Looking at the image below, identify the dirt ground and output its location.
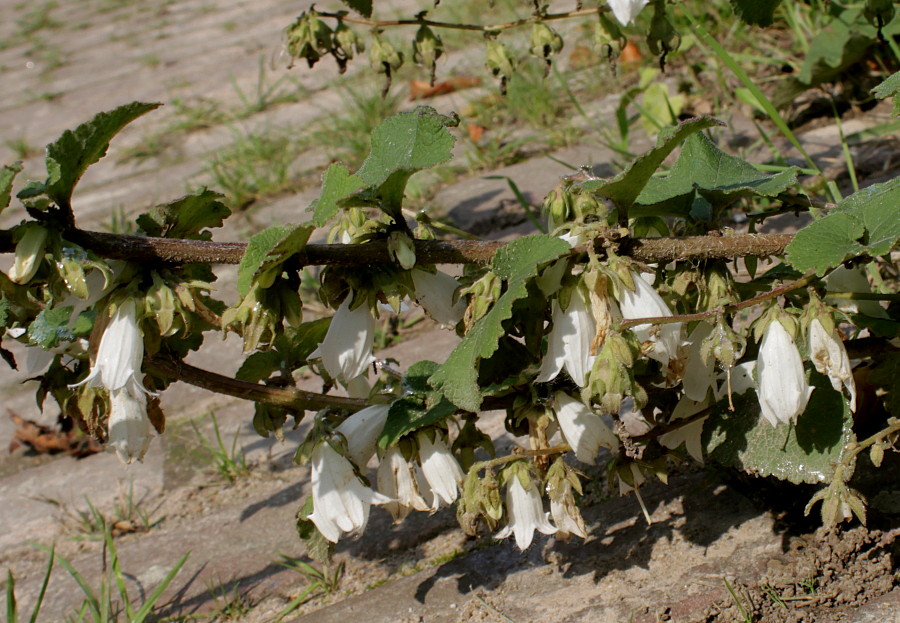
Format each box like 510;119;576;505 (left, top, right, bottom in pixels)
0;1;898;622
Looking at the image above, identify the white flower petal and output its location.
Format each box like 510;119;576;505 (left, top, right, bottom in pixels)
377;446;429;521
107;388;153;464
496;478;556;550
682;322;715;401
309;298;376;383
757;321;814;426
537;289;595;387
607;0;649;26
335;403;391;468
618;272;681;367
76;299;146;395
411;269;465;329
418;433;464;508
553;392;618;463
309;443;390;542
809;319;856;412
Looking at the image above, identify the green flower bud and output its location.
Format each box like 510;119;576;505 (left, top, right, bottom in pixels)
413;24;443;85
529;22;564;73
283;11;333;69
864;0;895;29
387;230;416;270
9;223;48;284
647;0;680;67
485;37;514;94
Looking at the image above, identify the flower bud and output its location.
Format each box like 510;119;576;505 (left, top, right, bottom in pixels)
387;230;417;270
485;37;514;93
8;223;47;284
412;24;443;85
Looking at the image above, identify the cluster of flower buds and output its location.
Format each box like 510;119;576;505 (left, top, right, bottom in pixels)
283;11;364;73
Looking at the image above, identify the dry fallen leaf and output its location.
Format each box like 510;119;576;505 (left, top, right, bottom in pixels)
409;76;481;100
620;40;642;64
8;410;102;458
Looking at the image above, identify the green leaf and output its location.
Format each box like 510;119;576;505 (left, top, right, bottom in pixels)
236;319;331;382
868;351;900;417
430;235;570;411
44;102;160;208
702;373;854;484
848;313;900;338
28;306;77;348
237;224;314;297
296;495;334;564
0;296;9;330
872;71;900;116
0;162;23;215
339;0;372;17
402;360;440;395
355;107;456;215
634;132;798;220
378;395;458;449
728;0;783;26
580;116;724;211
311;163;366;227
136;188;230;240
785;177;900;275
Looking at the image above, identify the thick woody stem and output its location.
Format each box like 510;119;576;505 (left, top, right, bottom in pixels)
0;229;794;266
146;356;368;413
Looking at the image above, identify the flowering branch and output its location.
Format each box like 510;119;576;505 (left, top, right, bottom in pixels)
316;7;607;33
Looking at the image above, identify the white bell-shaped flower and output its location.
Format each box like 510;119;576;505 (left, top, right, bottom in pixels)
7;224;48;284
417;432;464;509
377;446;429;521
618;272;681;368
335;403;391;468
495;477;557;550
607;0;649;26
553;392;618;463
309;297;376;384
78;299;146;396
809;319;856;412
107;388;153;464
549;480;588;539
410;269;465;329
658;395;709;462
757;320;814;426
537;287;595;387
308;442;391;543
681;322;715;401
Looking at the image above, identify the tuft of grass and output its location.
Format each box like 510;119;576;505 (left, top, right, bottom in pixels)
230;57;306;119
191;411;250;483
206;580;253;620
3;137;39;160
34;529;188;623
16;2;61;37
272;556;345;622
37;482;162;540
205;125;306;209
723;577;754;623
5;545;54;623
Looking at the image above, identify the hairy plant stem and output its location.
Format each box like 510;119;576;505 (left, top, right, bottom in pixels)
619;271;819;330
0;229;795;266
469;445;572;475
316;7;606;33
842;417;900;468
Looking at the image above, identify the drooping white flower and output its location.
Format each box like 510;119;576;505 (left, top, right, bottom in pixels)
681;322;716;401
309;297;375;384
377;446;429;521
77;299;146;397
757;320;814;426
658;395;709;462
809;319;856;412
553;392;619;463
607;0;649;26
308;442;391;542
495;476;556;550
617;271;682;369
537;287;595;387
547;472;588;539
335;403;391;468
107;388;153;464
417;432;464;509
411;269;465;329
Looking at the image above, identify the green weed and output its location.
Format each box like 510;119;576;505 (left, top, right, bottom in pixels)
272;555;344;622
5;545;54;623
230;57;306;119
37;482;162;540
34;529;188;623
205;580;252;620
3;137;39;160
191;411;250;483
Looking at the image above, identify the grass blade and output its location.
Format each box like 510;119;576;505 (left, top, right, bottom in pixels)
27;544;55;623
132;553;190;621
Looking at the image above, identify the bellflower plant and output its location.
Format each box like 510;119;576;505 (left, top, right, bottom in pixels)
495;468;557;550
417;431;464;508
410;269;466;329
607;0;649;26
308;441;391;542
107;389;152;464
335;403;391;468
553;391;619;463
537;286;595;387
309;296;376;385
757;318;814;427
809;318;856;412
